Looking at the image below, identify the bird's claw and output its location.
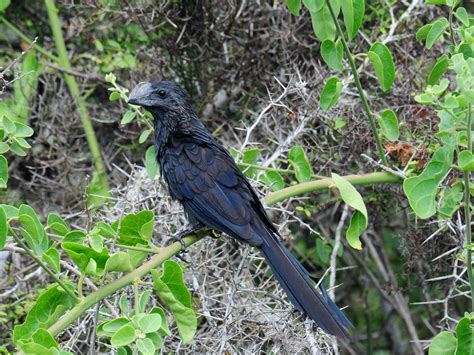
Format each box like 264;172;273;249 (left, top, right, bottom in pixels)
173;234;188;253
172;223;203;253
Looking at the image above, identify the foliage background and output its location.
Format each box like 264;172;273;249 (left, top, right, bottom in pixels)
0;0;470;353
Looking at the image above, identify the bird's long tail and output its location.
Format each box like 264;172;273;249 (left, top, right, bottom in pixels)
259;230;352;341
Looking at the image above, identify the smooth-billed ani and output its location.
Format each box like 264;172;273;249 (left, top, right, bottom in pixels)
128;80;351;340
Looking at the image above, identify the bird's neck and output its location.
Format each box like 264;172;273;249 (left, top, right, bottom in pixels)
150;108;205;159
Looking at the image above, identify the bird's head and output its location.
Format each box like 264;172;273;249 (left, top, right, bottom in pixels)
128;81;191;114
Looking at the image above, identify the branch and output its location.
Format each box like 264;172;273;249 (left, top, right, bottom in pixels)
46;171;402;337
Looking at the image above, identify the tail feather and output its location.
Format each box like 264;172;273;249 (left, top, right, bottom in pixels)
259;230;351;341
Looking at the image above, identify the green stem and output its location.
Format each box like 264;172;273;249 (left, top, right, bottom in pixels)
263;171;401;205
48;234;202;336
0;16;59;62
46;171;401;336
464;104;473;312
9;228;80;303
44;0;109;190
325;0;388;166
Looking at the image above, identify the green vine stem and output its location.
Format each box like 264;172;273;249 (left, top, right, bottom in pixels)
325;0;389;166
263;171;401;205
464;104;473;312
44;0;109;191
46;171;401;337
9;228;80;303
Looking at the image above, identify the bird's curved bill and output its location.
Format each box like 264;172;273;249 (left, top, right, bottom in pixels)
128;81;154;107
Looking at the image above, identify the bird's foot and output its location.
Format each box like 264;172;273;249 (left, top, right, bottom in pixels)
172;223;203;253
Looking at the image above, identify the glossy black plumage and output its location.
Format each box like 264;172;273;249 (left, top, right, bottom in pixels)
128;81;352;340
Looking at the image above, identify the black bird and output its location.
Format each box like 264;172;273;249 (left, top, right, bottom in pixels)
128;81;352;340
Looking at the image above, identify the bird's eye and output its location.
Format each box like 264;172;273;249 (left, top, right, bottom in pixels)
157;90;166;97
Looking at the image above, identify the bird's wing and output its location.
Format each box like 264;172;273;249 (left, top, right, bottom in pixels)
161;135;264;245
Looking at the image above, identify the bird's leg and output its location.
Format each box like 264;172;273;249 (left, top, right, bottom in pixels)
173;222;203;252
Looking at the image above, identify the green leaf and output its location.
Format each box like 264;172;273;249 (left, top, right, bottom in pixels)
105;73;116;83
403;145;454;219
346;211;366;250
368;42;395;91
97;318;130;337
112;210;154;246
458;150;474;171
454;7;469;26
0;204;18;218
146;332;163;350
378;109;400;141
340;0;365;40
139;128;153;144
426;18;449;49
121;111;136;125
138;290;153;314
12;137;31;149
119;294;130;316
62;242;109;275
150;306;171;336
151;263;197;344
303;0;324;12
109;92;121;101
0;155;7;188
451;54;474;104
331;173;368;250
43;247;61;273
428;331;457;355
0;206;7;250
19;204;48;256
0;142;9;154
136;338;155;355
439;183;463;218
14;122;34;137
160;260;192;307
13;284;75;342
288;146;313;183
137;314;162;334
63;230;86;243
310;4;337;41
2;115;16;134
30;328;58;350
455;317;473;355
95;222;116;239
9;140;26;156
105;252;134;272
258;170;285;191
416;24;433;41
89;233;103;252
320;39;344;71
0;0;11;11
239;147;261;177
47;213;69;236
428;55;449;86
320;76;342;111
145;145;158;180
110;324;136;347
285;0;302;16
